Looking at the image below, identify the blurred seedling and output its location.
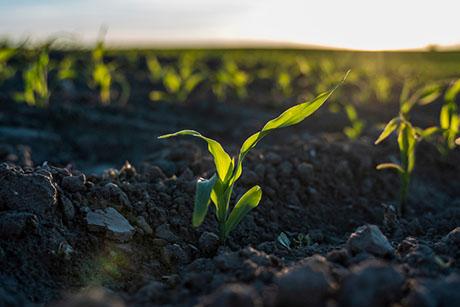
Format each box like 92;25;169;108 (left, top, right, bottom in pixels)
14;45;50;107
148;54;203;103
159;71;349;241
438;79;459;153
0;47;16;84
277;232;311;250
210;58;249;102
343;103;365;140
89;35;130;105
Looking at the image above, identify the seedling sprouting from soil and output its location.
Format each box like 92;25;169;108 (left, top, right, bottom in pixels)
159;71;349;240
439;79;460;153
375;81;441;216
343;103;365;140
148;54;203;103
14;46;49;107
89;32;130;105
0;47;16;84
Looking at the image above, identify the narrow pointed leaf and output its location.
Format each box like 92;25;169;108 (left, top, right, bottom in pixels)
375;118;399;144
231;71;349;184
192;174;217;227
224;185;262;238
445;79;460;103
158;130;233;181
376;163;404;173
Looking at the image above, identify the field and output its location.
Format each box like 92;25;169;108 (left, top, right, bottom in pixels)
1;45;460;306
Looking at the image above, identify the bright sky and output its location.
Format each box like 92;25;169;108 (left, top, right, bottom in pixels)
1;0;459;50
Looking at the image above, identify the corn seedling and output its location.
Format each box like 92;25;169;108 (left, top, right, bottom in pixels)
0;47;16;84
159;72;349;240
210;58;249;102
90;40;112;104
375;82;441;216
343;103;365;140
149;54;203;103
439;79;460;153
14;47;49;107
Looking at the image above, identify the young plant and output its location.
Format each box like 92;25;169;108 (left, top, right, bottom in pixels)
0;47;16;84
159;72;349;240
343;103;365;140
148;54;203;103
15;47;49;107
439;79;460;153
210;58;249;102
89;38;130;105
375;82;441;216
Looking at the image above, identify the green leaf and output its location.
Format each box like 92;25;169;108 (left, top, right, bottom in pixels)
158;130;233;181
376;163;404;173
398;122;417;173
192;174;217;227
375;118;399;144
445;79;460;103
418;84;442;105
223;185;262;238
419;126;440;139
231;71;350;184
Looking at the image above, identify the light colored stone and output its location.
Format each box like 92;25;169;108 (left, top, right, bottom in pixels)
86;207;135;242
347;224;394;257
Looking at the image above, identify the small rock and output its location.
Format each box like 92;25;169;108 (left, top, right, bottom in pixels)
347;224;394;257
275;256;334;307
339;260;404;307
61;174;86;192
86;207;135;242
136;216;153;235
102;183;131;210
162;244;189;265
0;163;57;216
199;284;262;307
198;232;220;256
297;162;314;183
155;224;179;242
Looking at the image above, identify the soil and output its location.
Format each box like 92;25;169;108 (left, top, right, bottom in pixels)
1;73;460;306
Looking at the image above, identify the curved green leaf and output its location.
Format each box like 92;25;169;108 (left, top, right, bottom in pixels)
158;130;233;181
223;185;262;238
192;174;217;227
376;163;404;173
230;71;350;184
445;79;460;103
375;118;399;144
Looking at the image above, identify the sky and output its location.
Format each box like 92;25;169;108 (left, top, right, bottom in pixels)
0;0;459;50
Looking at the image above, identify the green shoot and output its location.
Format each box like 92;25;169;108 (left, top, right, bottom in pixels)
14;47;49;107
0;47;16;84
439;79;460;152
90;40;112;104
159;71;349;240
375;82;441;215
148;54;203;103
343;103;365;140
210;58;249;102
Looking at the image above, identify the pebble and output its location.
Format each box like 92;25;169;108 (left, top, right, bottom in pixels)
347;224;394;257
198;232;221;256
61;174;86;192
86;207;135;242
